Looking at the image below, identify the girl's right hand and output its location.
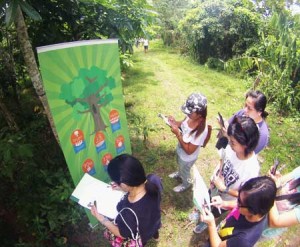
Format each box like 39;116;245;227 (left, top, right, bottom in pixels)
211;196;223;208
267;170;283;188
168;115;176;125
110;182;122;191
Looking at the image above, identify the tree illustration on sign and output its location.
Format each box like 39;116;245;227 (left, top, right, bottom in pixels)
60;66;116;133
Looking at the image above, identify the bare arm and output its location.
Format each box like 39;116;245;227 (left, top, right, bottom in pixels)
202;208;227;247
212;176;238;197
175;134;199;154
211;196;237;210
91;206;123;238
269;204;299;228
169;116;199;155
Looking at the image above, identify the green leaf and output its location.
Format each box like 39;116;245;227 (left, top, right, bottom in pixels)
5;0;18;26
19;0;42;21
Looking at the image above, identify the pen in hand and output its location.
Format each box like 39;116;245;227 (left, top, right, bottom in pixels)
205;202;222;214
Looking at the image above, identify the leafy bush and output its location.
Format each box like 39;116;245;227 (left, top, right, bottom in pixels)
0;120;82;245
205;57;224;71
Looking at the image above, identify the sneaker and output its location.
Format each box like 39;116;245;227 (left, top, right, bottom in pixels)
193;222;207;234
168;171;180;179
173;183;190;192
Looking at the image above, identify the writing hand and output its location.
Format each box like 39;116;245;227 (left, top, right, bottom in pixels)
210;196;223;208
108;182;122;191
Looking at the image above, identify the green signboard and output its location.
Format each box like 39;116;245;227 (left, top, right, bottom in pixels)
37;39;131;188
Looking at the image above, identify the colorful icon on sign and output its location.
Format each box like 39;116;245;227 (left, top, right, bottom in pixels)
82;158;96;175
109;109;121;132
94;131;106;153
71;129;86;153
102;153;113;171
115;135;125;154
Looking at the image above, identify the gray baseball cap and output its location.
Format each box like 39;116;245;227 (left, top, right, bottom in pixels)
181;93;207;114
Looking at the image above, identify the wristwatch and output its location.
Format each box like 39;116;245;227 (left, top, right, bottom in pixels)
223;187;229;194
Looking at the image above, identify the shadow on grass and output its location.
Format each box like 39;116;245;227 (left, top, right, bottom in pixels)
122;67;156;89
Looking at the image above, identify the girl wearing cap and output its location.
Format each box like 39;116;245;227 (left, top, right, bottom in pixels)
168;92;211;193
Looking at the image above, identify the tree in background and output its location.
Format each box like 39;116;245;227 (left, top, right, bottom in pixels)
1;0;60;141
152;0;191;46
226;7;300;112
178;0;260;64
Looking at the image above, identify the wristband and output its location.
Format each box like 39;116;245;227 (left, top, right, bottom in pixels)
223;186;229;194
100;216;109;225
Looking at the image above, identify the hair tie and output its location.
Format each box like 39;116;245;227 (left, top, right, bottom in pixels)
144;179;148;184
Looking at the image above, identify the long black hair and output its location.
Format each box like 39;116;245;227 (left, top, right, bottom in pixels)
276;177;300;205
107;154;160;198
190;107;207;138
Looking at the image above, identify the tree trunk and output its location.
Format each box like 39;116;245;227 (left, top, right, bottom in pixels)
14;6;59;143
0;99;19;131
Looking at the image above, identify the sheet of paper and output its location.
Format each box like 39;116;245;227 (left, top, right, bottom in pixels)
192;166;211;213
71;173;124;219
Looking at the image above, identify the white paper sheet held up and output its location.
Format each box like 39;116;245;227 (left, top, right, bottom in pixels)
71;173;124;219
192;166;211;213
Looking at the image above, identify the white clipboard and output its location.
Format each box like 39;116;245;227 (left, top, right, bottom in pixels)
71;173;124;219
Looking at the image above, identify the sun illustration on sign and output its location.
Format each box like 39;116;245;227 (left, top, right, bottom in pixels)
60;66;116;134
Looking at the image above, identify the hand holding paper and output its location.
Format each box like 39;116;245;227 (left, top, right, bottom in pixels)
200;207;215;226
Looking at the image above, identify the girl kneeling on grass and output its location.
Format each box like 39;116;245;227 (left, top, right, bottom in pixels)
168;92;211;193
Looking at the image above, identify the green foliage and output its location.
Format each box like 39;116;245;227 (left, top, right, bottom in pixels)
178;0;260;64
120;52;134;71
152;0;191;46
225;9;300;112
126;111;157;146
0;115;82;245
205;57;224;71
3;0;42;26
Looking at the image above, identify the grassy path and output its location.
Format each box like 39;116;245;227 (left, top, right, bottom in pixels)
120;40;300;247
